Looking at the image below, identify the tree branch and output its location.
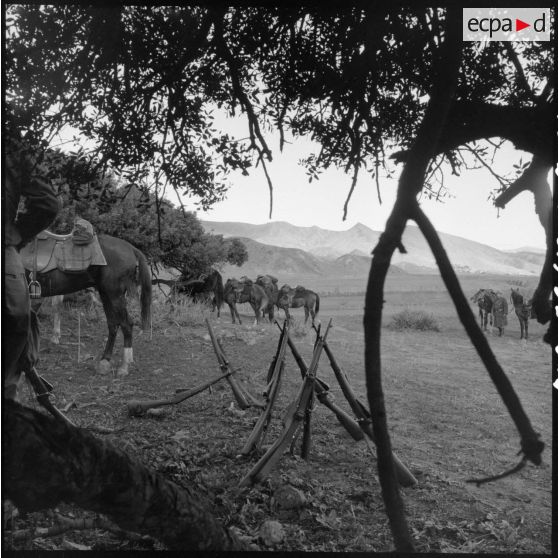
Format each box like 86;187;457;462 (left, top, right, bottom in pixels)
503;43;537;104
411;204;544;467
363;7;463;552
493;154;553;328
391;102;553;164
4;402;245;551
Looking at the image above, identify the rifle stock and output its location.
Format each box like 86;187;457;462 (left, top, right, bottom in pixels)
315;391;364;441
25;367;75;427
239;370;314;486
206;319;250;410
127;370;237;416
316;333;417;488
281;325;361;441
214;334;265;408
240;322;329;486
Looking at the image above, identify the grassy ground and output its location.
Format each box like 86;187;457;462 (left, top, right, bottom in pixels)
4;273;551;553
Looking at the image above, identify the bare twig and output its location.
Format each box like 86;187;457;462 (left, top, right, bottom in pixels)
503;44;537;104
342;163;359;221
8;513;155;544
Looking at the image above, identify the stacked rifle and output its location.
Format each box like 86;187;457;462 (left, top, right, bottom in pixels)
127;319;264;416
124;315;416;489
239;319;417;488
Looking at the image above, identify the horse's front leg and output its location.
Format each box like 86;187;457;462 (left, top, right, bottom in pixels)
213;296;221;318
50;295;64;344
251;302;259;325
227;303;236;324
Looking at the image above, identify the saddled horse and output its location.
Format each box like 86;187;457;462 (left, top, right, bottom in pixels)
255;274;279;321
23;233;151;377
277;284;320;325
172;270;224;317
510;288;532;340
224;277;269;325
470;289;498;331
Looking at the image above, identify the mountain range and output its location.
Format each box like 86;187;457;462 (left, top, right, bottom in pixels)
202;220;544;278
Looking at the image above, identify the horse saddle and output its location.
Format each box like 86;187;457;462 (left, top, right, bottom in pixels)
21;219;107;274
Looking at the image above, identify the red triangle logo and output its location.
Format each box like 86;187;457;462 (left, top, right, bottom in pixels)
516;19;530;32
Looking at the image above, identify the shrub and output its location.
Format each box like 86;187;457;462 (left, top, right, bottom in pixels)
389;310;439;332
151;290;211;328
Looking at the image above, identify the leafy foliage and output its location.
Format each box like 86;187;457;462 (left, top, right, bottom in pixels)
5;6;553;215
45;149;247;278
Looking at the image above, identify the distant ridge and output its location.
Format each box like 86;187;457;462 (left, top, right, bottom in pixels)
203;220;544;277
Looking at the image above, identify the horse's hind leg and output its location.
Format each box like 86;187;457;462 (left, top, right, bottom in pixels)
97;291;119;375
524;319;528;340
112;295;135;377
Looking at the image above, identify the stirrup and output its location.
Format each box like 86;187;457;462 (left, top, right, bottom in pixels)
28;273;42;299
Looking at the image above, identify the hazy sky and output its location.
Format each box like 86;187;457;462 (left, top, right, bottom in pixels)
180;115;547;251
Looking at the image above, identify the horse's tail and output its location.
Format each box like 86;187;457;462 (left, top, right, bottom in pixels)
314;293;320;316
135;249;152;330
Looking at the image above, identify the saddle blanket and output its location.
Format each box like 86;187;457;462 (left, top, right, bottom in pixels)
21;230;107;274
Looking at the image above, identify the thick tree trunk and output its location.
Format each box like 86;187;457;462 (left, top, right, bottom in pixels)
3;401;244;551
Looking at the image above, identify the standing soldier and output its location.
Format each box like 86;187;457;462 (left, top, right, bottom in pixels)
492;294;509;337
3;134;59;400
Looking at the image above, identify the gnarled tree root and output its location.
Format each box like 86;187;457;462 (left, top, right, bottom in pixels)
3;401;245;551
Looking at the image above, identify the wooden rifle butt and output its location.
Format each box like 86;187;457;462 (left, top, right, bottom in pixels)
315;391;364;441
241;360;285;455
127;399;172;417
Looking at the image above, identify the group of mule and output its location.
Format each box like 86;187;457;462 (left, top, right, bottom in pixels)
26;226;321;377
471;287;534;340
24;224;537;382
174;272;320;326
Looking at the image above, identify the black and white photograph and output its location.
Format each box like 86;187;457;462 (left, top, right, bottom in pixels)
2;4;554;553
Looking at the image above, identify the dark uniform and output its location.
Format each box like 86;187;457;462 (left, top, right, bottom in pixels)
492;296;508;329
3;137;59;400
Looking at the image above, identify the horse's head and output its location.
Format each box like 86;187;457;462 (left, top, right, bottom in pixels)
471;289;487;303
256;275;272;287
510;288;523;305
277;292;292;309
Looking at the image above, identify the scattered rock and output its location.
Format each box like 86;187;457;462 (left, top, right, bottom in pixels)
226;402;247;417
3;500;19;529
152;368;164;375
259;520;285;547
272;484;307;510
61;540;92;551
170;429;189;443
146;408;166;418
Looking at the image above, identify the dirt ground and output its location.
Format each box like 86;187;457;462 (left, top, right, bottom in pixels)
3;275;552;553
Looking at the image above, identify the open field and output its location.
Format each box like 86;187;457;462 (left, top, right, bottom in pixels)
6;273;551;552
